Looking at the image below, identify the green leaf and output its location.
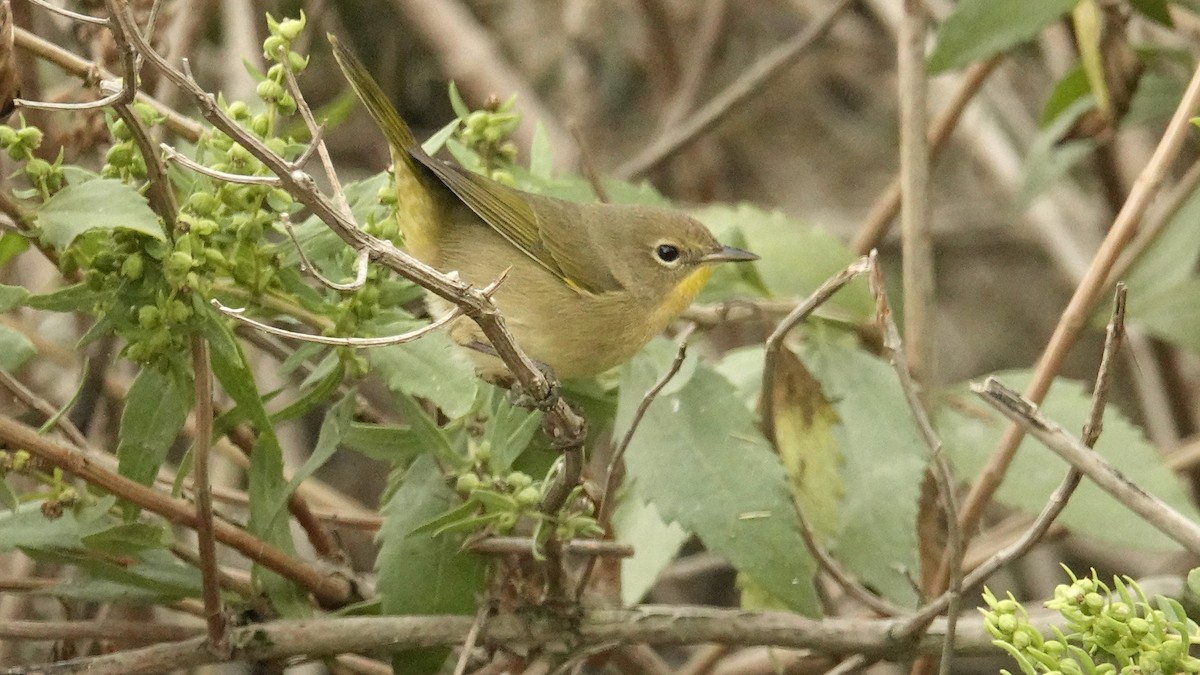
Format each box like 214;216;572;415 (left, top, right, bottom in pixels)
1125;278;1200;353
421;118;460;156
393;389;459;465
0;325;34;372
269;354;344;423
23;283;107;312
612;494;689;606
929;0;1079;73
344;422;422;462
0;501;116;552
0;232;31;267
0;283;29;312
800;330;925;606
616;340;818;615
939;370;1200;551
1129;0;1171;25
1022;97;1098;202
376;455;485;674
115;366;193;515
35;179;165;250
268;391;355;528
367;313;478;419
202;312;308;617
81;522;173;556
529;121;553;180
0;478;16;512
22;547;199;602
1041;66;1091;126
482;386;543;473
1122;187;1200;306
448;81;470;120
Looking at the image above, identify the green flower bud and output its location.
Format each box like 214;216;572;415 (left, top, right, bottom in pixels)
120;254;144;280
16;126;43;148
226;100;250;119
515;486;541;507
456;473;482;493
256;79;284;103
250;114;271;137
287;51;309;72
466;111;487;132
0;125;18;146
186;191;220;216
506;472;532;490
12;450;30;472
165;251;194;278
262;35;286;60
277;17;305;40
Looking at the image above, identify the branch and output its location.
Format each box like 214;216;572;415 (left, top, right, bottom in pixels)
971;377;1200;555
953;50;1200;547
10;604;1071;675
0;414;355;608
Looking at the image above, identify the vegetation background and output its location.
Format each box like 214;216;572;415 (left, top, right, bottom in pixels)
4;0;1200;673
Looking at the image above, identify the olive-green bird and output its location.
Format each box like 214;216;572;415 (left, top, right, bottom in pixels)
330;37;758;379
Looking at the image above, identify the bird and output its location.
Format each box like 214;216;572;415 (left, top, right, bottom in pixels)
330;36;758;380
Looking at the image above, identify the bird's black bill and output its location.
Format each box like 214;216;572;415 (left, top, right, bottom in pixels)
699;246;759;263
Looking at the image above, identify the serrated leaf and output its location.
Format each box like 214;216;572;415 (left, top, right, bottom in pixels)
367;314;478;420
35;179;165;250
800;330;925;606
0;325;34;372
0;283;28;311
376;455;485;674
202;312;308;617
115;366;193;516
267;391;355;529
612;495;689;606
938;370;1200;551
929;0;1079;73
769;348;843;542
270;355;344;423
616;340;818;615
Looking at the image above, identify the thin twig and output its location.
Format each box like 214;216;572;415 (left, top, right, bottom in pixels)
616;0;856;178
972;377;1200;555
760;257;904;617
282;214;370;291
453;603;491;675
896;0;933;388
0;414;355;607
866;254;962;672
13;26;201;140
952;52;1200;560
189;337;228;656
761;257;871;443
211;298;465;346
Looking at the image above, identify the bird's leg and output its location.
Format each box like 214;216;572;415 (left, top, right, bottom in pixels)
464;339;562;411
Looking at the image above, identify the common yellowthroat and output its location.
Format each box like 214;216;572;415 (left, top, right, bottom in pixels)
330;38;758;379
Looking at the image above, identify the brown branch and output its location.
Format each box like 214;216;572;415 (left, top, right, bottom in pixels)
13;26;201;142
189;337;227;655
0;620;201;644
9;604;1072;675
972;376;1200;555
952;53;1200;555
615;0;856;179
0;414;354;608
896;0;933;387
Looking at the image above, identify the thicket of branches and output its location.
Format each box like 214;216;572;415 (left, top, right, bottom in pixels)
4;1;1200;674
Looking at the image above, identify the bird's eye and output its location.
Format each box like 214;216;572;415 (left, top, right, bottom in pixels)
655;244;681;264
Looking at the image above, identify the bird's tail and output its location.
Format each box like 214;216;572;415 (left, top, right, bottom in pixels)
328;35;424;173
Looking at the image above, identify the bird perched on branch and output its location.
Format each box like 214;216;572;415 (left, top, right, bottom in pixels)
330;36;757;380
